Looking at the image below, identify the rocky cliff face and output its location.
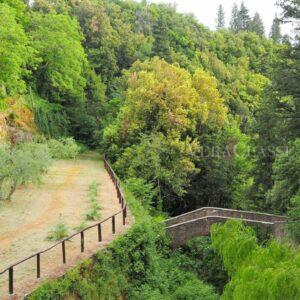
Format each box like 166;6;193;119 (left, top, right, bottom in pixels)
0;97;36;144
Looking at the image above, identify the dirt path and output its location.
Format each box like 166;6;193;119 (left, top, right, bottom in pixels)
0;166;80;245
0;153;133;299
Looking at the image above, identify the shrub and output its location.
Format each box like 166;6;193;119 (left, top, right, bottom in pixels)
286;192;300;244
85;181;101;221
73;222;88;233
47;137;80;159
172;278;218;300
125;177;158;211
27;93;70;138
180;237;228;294
46;220;69;241
0;142;51;201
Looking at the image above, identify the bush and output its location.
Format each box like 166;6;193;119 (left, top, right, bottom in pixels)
73;222;88;232
47;137;80;159
172;278;218;300
85;181;102;221
286;192;300;244
0;142;51;201
125;177;158;211
179;237;228;294
46;220;69;241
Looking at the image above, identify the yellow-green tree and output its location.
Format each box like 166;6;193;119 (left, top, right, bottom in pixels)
103;57;227;210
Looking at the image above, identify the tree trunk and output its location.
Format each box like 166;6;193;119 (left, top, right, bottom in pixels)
7;181;17;201
0;178;5;201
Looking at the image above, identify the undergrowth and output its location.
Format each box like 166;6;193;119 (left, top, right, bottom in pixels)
29;179;219;299
46;219;69;242
85;181;101;221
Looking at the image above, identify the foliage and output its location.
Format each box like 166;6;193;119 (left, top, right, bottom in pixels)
73;221;88;233
115;133;200;211
103;57;227;212
28;12;87;103
286;192;300;244
125;177;158;211
179;237;228;294
85;181;101;221
216;5;225;30
31;218;218;300
211;220;258;276
270;14;281;42
249;12;265;37
1;0;300;295
0;3;30;96
46;138;80;159
29;176;218;299
267;139;300;213
0;142;51;201
211;220;300;299
27;92;69;138
46;219;69;241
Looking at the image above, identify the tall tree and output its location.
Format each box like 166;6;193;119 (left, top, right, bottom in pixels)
270;14;281;42
278;0;300;27
238;2;250;31
250;12;265;36
230;3;240;32
216;4;225;30
152;13;171;60
29;13;88;103
0;3;30;96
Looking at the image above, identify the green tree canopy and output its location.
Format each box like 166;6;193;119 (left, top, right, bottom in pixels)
0;3;30;96
211;220;300;299
29;12;87;103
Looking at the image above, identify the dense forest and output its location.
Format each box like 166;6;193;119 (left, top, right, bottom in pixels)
0;0;300;298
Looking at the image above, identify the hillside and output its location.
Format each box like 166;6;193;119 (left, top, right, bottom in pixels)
0;0;299;298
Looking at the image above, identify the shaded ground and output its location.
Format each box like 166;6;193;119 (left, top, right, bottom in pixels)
0;153;132;299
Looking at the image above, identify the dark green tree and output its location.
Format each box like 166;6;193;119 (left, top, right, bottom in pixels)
250;12;265;36
267;139;300;213
230;3;241;32
152;13;171;60
216;4;225;30
270;14;281;42
238;2;250;31
278;0;300;25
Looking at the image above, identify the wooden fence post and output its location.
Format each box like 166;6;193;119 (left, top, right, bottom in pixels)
123;209;126;226
112;216;116;234
98;224;102;242
9;267;13;295
37;253;41;278
81;231;85;253
62;241;66;264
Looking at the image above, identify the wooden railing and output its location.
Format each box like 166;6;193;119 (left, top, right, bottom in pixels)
0;155;127;296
